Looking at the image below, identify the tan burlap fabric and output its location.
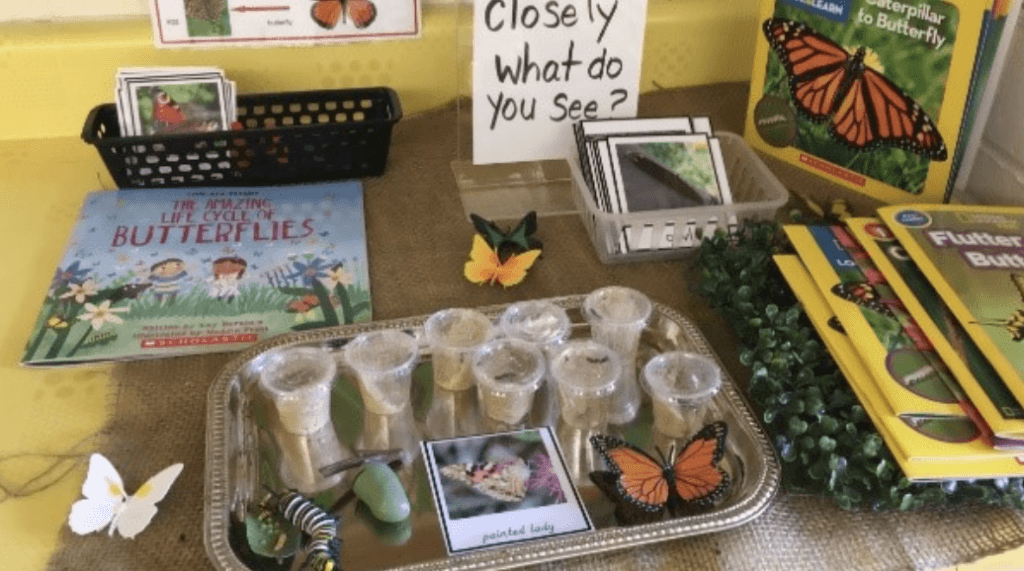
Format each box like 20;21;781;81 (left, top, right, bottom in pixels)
46;85;1024;571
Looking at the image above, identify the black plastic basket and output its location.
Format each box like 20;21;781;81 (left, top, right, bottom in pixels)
82;87;402;189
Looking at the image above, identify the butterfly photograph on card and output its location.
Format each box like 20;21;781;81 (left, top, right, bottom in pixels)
68;453;183;539
135;84;225;136
431;431;566;520
589;422;731;524
761;7;957;194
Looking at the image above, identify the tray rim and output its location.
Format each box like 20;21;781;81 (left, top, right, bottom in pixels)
203;295;782;571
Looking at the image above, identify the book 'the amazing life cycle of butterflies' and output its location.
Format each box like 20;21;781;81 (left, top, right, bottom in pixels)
22;181;371;367
745;0;1005;203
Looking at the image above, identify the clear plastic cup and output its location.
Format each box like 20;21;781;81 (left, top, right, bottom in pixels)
259;346;337;435
344;329;420;415
424;308;496;391
549;340;621;430
498;300;571;356
642;351;722;438
258;346;348;493
472;338;546;427
583;286;653;424
498;300;571;427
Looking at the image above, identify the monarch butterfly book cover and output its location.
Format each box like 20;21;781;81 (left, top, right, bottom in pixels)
775;254;1024;478
846;217;1024;443
784;224;967;418
22;182;371;367
879;204;1024;421
746;0;991;203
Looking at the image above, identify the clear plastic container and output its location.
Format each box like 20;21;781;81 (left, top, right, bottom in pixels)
569;132;789;264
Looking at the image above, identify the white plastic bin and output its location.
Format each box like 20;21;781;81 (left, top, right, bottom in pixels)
569;132;789;264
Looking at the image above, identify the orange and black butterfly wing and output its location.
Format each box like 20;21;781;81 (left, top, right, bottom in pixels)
833;67;948;160
762;18;851;122
311;0;344;29
589;435;669;514
588;470;663;525
831;281;894;318
348;0;377;29
669;421;731;513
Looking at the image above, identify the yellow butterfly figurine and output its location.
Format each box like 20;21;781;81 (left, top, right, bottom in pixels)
464;234;541;288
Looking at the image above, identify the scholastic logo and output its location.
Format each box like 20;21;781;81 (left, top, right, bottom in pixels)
799;154;866;186
140;334;258;348
779;0;851;22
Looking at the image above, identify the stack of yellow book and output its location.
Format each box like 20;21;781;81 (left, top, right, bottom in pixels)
777;204;1024;481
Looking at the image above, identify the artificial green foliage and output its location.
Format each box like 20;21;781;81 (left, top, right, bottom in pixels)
697;220;1024;511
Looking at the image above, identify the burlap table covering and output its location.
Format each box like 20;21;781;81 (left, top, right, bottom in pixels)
46;84;1024;571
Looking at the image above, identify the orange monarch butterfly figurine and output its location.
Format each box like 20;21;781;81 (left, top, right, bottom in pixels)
589;422;731;523
763;17;948;160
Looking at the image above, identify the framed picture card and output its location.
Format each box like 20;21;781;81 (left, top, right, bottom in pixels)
421;426;592;554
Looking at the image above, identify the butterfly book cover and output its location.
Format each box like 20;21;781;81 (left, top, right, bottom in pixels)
846;217;1024;442
22;182;371;367
879;204;1024;420
775;254;1024;478
746;0;990;203
784;224;967;418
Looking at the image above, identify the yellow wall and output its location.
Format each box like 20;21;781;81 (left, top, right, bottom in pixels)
0;1;760;142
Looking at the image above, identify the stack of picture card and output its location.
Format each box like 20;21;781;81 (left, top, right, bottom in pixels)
114;67;237;138
572;116;734;252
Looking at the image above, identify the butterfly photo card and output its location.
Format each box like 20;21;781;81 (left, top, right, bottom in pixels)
115;67;236;137
421;427;592;554
573;116;735;253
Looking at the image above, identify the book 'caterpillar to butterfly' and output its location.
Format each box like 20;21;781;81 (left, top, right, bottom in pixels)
879;204;1024;421
775;255;1024;478
745;0;1003;203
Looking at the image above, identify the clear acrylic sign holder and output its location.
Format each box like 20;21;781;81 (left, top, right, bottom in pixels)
450;2;579;225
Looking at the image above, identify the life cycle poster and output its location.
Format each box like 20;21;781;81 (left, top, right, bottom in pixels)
149;0;420;47
473;0;649;164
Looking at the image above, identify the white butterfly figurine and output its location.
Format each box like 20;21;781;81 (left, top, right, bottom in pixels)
68;453;184;539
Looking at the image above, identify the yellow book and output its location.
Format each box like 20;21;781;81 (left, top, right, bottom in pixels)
745;0;987;203
775;254;1024;479
784;224;963;417
847;217;1024;443
879;204;1024;419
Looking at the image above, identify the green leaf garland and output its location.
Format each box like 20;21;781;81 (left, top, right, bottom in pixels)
696;220;1024;510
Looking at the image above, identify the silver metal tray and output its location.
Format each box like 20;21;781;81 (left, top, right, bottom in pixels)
204;296;781;571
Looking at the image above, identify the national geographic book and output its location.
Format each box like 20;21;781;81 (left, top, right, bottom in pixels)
22;182;371;366
784;224;963;417
775;254;1024;479
879;204;1024;418
847;217;1024;444
746;0;994;203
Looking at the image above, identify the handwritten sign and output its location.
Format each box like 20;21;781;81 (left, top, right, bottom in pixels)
473;0;649;164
